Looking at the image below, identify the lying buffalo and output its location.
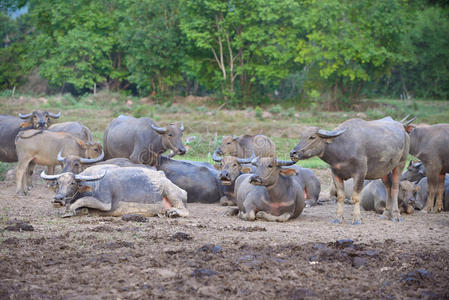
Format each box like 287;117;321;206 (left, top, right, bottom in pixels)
401;160;426;183
360;180;417;215
49;121;93;142
405;123;449;212
231;157;305;222
0;110;60;162
15;130;103;195
212;151;255;206
290;116;410;224
40;165;189;218
104;115;186;166
414;175;449;211
215;134;276;158
157;155;225;204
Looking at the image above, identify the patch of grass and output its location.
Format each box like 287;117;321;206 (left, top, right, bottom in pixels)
269;104;282;115
255;106;263;120
0;162;15;181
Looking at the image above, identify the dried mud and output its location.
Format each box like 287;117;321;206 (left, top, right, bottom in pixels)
1;170;449;299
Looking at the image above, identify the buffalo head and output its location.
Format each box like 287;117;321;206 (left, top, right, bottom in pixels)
290;127;346;161
215;135;240;156
401;161;426;182
40;170;106;206
249;157;297;187
19;110;61;130
212;150;254;185
58;149;105;174
151;122;186;156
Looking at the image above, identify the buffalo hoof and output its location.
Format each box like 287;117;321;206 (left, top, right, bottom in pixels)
166;208;181;218
61;211;76;218
431;206;442;214
331;218;343;224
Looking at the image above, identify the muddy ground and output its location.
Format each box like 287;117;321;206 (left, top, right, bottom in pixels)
1;169;449;299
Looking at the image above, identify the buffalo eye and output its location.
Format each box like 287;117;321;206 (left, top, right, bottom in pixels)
268;164;273;168
226;142;231;145
168;133;173;137
233;164;237;167
309;136;316;140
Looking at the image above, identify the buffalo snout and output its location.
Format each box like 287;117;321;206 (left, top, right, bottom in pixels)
289;149;301;161
249;175;263;185
219;171;230;180
53;194;65;205
178;146;186;155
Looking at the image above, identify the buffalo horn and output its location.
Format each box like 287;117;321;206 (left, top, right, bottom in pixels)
251;156;260;166
179;122;184;131
212;150;223;162
75;170;107;181
48;111;61;119
40;170;63;180
237;150;255;164
399;114;411;124
79;148;105;164
317;128;346;138
57;150;65;162
18;112;32;119
276;159;296;167
151;124;167;134
402;116;416;127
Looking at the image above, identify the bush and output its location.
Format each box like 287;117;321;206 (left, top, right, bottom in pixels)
255;106;263;119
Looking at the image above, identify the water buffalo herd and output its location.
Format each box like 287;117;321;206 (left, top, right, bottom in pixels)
1;110;448;224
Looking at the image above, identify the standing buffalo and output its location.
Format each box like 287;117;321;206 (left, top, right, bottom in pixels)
157;155;225;204
103;115;186;166
212;152;255;206
15;130;103;195
290;117;410;224
40;166;189;218
0;110;60;162
232;157;305;222
405;124;449;212
49;121;93;142
215;134;276;158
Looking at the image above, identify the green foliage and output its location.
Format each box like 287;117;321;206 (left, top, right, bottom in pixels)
269;105;282;115
254;106;263;119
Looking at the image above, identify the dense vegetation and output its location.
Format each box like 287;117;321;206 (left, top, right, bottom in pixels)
1;0;448;104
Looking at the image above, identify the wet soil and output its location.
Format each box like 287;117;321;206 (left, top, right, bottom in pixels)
1;171;449;299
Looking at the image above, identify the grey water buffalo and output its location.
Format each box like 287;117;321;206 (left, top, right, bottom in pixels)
405;123;449;212
157;155;225;203
360;180;416;215
49;121;93;142
290;116;410;224
212;151;255;206
401;160;426;183
15;130;103;195
414;175;449;211
232;157;305;222
103;115;186;166
0;110;60;162
216;134;276;158
40;166;189;218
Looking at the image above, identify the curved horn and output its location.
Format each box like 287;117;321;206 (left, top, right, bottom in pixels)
40;170;63;180
237;150;255;164
402;116;416;127
18;112;32;119
212;150;223;162
75;170;107;181
48;111;61;119
251;156;260;166
276;159;296;167
317;128;346;138
57;150;65;163
79;148;104;164
151;123;167;134
179;122;184;132
399;114;411;124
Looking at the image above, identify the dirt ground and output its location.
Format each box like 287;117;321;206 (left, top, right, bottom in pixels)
1;168;449;300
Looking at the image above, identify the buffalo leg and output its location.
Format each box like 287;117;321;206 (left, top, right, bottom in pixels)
26;161;36;191
385;167;401;222
62;196;112;218
331;172;345;223
16;158;33;196
238;210;256;221
351;175;366;225
433;173;445;213
423;172;438;213
381;174;392;218
256;211;292;222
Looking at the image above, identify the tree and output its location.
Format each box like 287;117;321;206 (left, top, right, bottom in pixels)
295;0;408;103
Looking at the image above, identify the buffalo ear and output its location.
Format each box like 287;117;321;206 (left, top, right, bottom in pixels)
213;164;221;170
77;140;86;148
241;167;251;174
280;168;298;177
20;121;33;128
79;185;93;193
414;185;421;193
